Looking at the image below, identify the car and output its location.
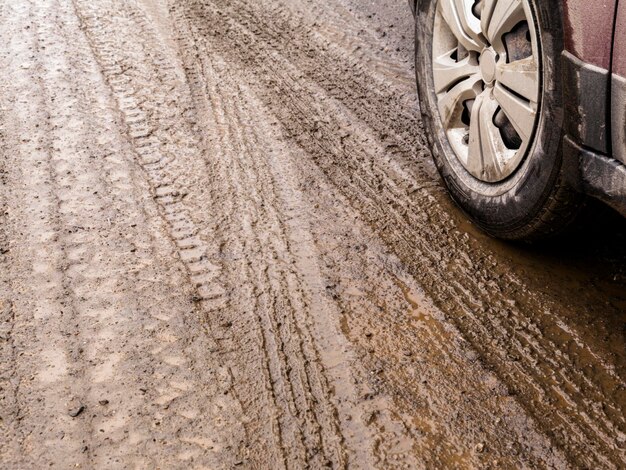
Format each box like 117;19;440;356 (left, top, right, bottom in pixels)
411;0;626;240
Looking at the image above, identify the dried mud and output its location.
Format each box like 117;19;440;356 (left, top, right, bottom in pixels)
0;0;624;469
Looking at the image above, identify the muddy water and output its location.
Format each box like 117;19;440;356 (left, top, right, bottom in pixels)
0;0;624;468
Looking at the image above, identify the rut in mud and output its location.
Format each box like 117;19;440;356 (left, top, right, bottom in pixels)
0;0;624;469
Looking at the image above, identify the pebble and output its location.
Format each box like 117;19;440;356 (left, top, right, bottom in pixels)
68;405;85;418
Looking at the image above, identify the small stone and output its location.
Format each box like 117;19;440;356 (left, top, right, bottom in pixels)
98;399;109;406
475;442;485;453
402;350;413;357
68;405;85;417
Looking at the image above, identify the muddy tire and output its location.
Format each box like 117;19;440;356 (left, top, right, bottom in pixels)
415;0;585;241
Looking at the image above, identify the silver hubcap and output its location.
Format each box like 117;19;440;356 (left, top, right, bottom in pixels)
432;0;540;183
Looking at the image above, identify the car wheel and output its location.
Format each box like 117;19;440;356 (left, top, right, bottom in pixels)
415;0;585;241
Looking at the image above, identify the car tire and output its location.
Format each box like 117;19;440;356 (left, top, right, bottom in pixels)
415;0;585;241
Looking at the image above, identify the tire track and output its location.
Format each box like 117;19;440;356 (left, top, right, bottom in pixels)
172;0;626;467
170;6;570;468
2;0;245;467
174;15;424;467
67;1;250;464
0;74;20;464
71;1;385;467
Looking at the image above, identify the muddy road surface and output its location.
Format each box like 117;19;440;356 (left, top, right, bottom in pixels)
0;0;625;468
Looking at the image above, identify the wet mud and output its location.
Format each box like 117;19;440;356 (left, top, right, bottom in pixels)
0;0;624;468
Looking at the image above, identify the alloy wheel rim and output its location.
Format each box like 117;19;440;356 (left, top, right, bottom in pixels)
432;0;541;183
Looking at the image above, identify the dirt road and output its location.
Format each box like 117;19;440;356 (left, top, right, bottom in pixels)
0;0;624;468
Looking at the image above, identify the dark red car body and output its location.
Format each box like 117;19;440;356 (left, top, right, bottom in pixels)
412;0;626;215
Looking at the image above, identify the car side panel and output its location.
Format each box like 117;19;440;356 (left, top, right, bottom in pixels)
562;0;616;154
572;0;626;213
614;2;626;77
612;1;626;164
563;0;616;69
